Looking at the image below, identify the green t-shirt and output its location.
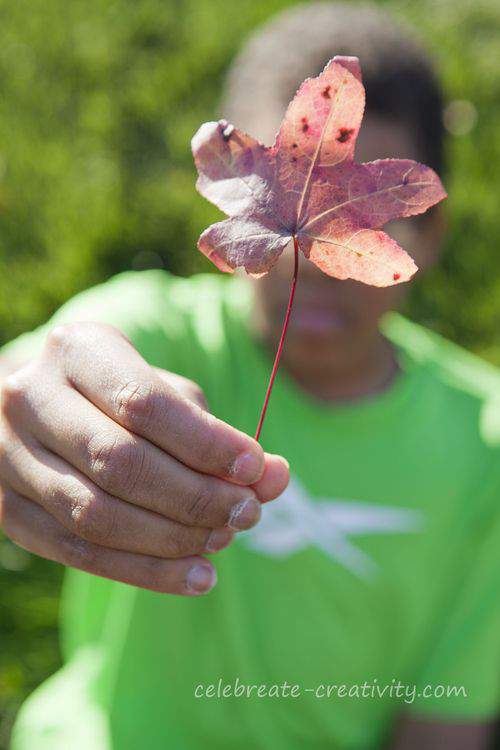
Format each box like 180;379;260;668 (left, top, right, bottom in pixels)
6;270;500;750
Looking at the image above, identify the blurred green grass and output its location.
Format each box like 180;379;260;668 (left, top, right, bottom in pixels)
0;0;499;746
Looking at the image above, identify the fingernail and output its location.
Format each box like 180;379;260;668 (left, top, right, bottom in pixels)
205;528;234;553
230;451;264;484
227;496;262;531
186;564;217;594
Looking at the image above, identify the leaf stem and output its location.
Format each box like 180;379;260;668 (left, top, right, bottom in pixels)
254;235;300;442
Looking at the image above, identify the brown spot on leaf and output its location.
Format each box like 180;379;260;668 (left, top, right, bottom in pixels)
291;156;297;163
301;116;309;133
292;142;298;148
322;85;331;99
336;127;354;143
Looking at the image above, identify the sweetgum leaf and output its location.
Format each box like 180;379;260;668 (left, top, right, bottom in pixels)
192;55;447;287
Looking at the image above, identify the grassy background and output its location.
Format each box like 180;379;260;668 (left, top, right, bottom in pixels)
1;0;500;745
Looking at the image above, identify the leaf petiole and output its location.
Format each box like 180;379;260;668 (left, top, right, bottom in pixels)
254;235;300;442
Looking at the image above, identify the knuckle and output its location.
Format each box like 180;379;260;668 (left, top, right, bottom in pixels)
113;379;156;430
1;371;29;415
168;525;207;559
61;534;99;571
166;526;197;558
88;432;137;493
42;480;69;512
176;376;208;410
67;487;117;546
45;323;77;352
188;383;208;411
88;432;147;496
46;321;122;356
185;481;216;525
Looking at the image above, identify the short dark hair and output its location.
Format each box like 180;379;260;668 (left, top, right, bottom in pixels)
222;2;445;175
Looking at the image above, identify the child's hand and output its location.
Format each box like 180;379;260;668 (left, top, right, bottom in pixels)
0;322;289;594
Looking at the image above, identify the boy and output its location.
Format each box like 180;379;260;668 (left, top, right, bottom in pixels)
1;3;500;748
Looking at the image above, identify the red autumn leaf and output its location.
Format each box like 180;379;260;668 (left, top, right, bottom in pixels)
192;55;446;287
191;56;447;442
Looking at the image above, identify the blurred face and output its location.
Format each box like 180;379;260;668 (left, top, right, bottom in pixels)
250;114;444;380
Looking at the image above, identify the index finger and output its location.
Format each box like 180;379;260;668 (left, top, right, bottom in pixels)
46;322;266;484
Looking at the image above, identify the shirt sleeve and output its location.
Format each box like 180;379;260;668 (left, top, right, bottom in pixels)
0;270;188;371
409;456;500;721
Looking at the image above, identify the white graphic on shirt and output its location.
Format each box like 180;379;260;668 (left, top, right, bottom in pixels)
243;477;423;578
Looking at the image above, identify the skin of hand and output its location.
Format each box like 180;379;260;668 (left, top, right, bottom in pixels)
0;322;290;596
